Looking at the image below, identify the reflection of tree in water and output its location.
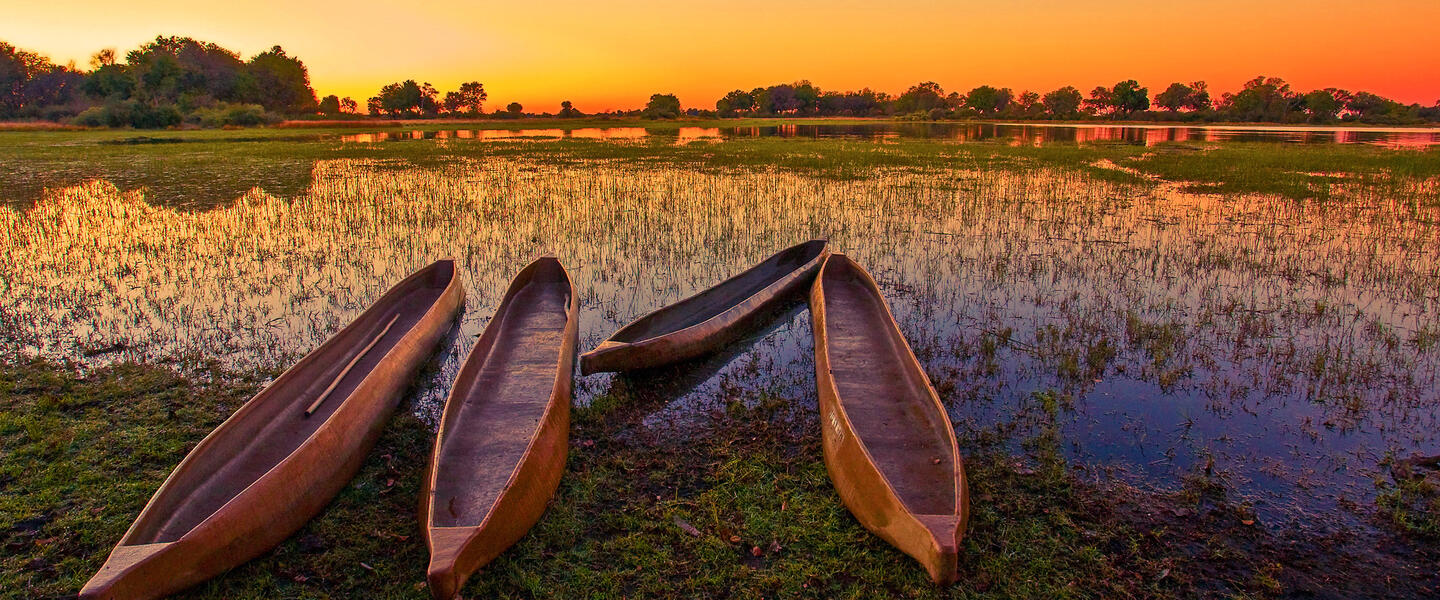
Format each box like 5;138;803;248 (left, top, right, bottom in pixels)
0;151;316;208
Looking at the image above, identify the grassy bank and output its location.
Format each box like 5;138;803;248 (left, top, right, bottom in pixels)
7;116;1437;133
3;125;1438;208
3;359;1436;599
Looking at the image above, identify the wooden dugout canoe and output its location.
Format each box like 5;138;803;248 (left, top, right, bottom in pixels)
579;239;827;375
421;257;578;600
80;260;466;600
809;254;969;585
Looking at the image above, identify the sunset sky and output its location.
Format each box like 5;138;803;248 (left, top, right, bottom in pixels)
6;0;1439;111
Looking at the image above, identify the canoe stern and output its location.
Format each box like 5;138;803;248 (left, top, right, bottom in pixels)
79;542;179;600
578;340;629;375
915;514;962;585
425;527;477;600
426;566;459;600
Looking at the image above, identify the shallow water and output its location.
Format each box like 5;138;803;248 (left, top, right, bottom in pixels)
337;122;1440;148
2;149;1438;531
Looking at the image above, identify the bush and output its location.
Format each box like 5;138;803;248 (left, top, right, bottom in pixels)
37;104;83;122
132;104;182;129
70;100;182;129
72;100;273;129
188;103;275;128
72;101;134;128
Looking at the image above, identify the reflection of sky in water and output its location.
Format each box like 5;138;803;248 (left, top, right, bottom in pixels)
1;157;1438;530
335;123;1440;147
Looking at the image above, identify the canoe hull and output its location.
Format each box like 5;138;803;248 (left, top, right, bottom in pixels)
81;261;466;600
810;254;968;585
580;240;827;375
422;257;579;599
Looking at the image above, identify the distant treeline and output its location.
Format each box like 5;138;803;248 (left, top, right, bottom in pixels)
372;79;1440;125
1;37;320;127
709;79;1440;125
5;37;1438;127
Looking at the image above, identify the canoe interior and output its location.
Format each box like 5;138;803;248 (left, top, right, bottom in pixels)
430;260;571;528
125;262;456;545
608;240;826;343
820;257;956;515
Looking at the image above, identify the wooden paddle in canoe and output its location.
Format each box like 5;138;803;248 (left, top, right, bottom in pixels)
80;260;466;600
809;253;969;585
580;239;827;375
421;256;578;600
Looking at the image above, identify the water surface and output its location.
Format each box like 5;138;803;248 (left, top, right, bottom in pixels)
337;122;1440;147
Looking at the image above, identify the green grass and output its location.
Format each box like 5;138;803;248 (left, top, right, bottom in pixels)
0;360;266;596
1378;470;1440;541
5;124;1438;208
0;361;1165;599
1120;142;1440;200
8;360;1432;598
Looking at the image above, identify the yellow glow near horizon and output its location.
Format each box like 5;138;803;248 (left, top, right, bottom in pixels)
4;0;1438;111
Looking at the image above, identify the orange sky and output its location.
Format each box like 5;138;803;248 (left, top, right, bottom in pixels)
5;1;1438;111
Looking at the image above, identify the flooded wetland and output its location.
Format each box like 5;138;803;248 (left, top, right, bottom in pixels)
3;122;1440;598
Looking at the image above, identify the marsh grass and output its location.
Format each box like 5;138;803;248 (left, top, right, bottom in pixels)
1120;142;1440;200
3;150;1437;517
3;130;1440;597
7;128;1435;207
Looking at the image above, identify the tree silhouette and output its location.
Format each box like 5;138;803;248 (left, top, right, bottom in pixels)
716;89;754;116
368;80;436;116
90;48;116;69
1083;86;1112;115
318;94;340;115
1221;76;1298;122
442;91;464;114
895;81;945;114
1302;89;1345;123
1182;81;1211;111
964;85;1012;114
1109;80;1149;115
1345;91;1399;122
445;81;486;114
8;34;1440;127
1156;83;1193;112
1042;86;1083;117
643;93;681;119
247;46;317;113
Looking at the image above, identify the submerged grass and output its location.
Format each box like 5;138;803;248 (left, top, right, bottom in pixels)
1377;458;1440;542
